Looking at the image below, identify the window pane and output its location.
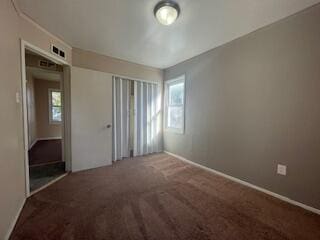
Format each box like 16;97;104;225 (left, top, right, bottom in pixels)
52;106;62;122
52;91;61;107
169;82;184;105
168;106;183;129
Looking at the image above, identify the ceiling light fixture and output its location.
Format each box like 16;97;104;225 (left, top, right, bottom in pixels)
154;1;180;26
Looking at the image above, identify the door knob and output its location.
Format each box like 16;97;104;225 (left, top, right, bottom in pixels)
106;124;112;129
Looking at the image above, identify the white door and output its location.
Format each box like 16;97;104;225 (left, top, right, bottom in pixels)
71;67;113;172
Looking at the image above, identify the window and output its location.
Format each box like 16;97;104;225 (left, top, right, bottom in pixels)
49;89;62;124
165;75;185;134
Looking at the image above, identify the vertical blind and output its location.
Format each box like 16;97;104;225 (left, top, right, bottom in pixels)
113;77;162;161
113;77;130;161
134;81;162;156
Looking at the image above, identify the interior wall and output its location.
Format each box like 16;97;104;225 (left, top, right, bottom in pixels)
0;1;25;238
34;79;62;139
19;15;72;65
26;70;37;147
72;48;164;159
72;48;163;83
164;4;320;209
0;1;72;239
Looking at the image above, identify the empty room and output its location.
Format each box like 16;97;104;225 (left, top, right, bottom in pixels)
1;0;320;239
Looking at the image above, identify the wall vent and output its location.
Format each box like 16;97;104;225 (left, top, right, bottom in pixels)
51;44;66;60
59;50;65;58
38;60;56;70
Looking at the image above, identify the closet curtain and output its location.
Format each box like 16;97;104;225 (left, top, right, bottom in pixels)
134;81;162;156
113;77;130;161
113;76;162;161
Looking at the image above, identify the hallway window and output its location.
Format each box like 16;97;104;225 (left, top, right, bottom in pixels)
165;75;185;134
49;89;62;123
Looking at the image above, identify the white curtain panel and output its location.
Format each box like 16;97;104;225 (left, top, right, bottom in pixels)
113;77;130;161
134;81;162;156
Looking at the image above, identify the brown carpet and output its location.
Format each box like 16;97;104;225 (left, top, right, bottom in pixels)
11;153;320;240
28;139;62;166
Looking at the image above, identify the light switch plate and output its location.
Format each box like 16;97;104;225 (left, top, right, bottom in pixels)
277;164;287;176
16;92;21;103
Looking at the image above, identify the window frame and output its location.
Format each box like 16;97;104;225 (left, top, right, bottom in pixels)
164;75;185;134
48;88;62;124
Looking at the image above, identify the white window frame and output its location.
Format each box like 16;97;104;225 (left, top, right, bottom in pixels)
164;75;185;134
48;88;62;124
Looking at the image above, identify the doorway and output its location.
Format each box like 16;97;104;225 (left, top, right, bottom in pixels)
21;41;71;196
26;50;65;192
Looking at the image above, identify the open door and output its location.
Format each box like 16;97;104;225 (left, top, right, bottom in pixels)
71;67;113;172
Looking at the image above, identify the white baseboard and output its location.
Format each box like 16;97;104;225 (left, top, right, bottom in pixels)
164;151;320;215
37;137;62;141
28;137;62;149
28;139;38;149
5;199;26;240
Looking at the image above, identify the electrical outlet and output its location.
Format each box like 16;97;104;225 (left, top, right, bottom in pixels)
277;164;287;176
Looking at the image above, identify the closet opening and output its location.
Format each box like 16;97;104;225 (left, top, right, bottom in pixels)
112;77;162;162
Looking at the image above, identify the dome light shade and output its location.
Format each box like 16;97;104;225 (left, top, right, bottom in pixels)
154;1;180;26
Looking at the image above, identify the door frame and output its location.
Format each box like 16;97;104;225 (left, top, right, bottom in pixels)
20;39;71;197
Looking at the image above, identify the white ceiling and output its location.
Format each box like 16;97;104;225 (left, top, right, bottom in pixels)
17;0;320;69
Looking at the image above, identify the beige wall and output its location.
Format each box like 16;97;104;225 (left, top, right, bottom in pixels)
164;4;320;209
0;1;25;238
72;48;163;83
0;1;71;239
19;16;72;65
34;79;62;139
26;70;37;147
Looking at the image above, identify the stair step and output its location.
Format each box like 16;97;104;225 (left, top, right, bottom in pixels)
29;161;65;179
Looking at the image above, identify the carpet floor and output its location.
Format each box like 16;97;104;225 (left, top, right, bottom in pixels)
28;139;62;166
10;153;320;240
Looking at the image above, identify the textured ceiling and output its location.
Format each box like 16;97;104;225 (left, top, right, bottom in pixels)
17;0;320;68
